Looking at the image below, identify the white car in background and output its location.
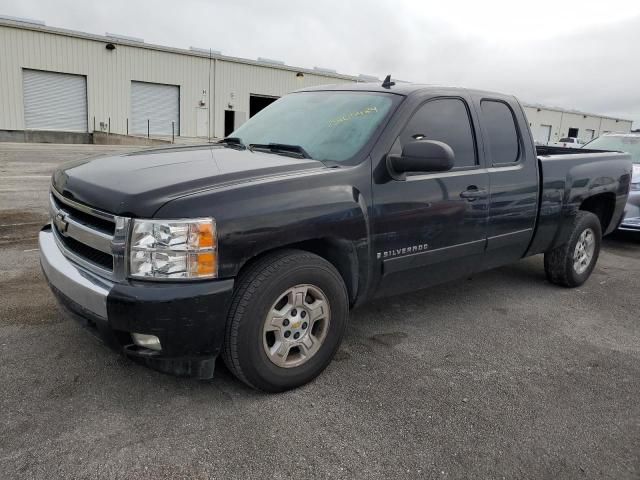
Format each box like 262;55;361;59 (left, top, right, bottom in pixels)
583;133;640;232
550;137;584;148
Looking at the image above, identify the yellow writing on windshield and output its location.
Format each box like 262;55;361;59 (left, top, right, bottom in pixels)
329;106;379;127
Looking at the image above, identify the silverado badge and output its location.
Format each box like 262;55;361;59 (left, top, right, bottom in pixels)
377;243;429;260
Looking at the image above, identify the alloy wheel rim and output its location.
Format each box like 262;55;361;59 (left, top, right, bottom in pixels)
262;284;331;368
573;228;595;275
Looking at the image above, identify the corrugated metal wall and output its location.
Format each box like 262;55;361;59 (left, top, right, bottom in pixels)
0;25;214;137
0;23;355;139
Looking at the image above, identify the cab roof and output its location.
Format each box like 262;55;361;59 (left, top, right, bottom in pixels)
298;81;514;100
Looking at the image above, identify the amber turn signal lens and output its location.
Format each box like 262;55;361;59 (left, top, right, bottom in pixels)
198;223;215;248
196;252;217;276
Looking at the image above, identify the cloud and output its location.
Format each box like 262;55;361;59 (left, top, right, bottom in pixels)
3;0;638;125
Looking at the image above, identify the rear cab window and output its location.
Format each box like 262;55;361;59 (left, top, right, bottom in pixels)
480;100;521;165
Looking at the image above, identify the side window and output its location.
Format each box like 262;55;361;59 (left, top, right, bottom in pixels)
480;100;520;164
399;98;477;168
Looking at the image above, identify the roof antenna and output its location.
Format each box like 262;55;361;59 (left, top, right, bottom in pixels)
382;74;395;89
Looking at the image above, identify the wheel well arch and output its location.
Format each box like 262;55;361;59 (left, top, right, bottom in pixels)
236;238;360;306
579;192;616;233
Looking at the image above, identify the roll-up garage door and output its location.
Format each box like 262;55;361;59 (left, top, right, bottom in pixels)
537;124;552;144
22;69;88;132
131;81;180;136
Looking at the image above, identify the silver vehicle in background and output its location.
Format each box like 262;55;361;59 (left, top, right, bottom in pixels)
584;133;640;232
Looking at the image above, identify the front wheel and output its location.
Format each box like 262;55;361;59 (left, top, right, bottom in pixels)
544;211;602;287
222;250;349;392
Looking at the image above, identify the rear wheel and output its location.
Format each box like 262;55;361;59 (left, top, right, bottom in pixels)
222;250;348;392
544;211;602;287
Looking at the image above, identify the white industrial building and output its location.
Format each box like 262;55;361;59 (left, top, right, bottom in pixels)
0;17;358;141
522;104;632;145
0;16;633;143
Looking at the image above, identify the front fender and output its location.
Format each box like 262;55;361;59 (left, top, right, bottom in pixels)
154;164;372;299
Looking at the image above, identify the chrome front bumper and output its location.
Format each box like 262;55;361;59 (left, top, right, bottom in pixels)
40;225;235;377
39;228;113;320
619;190;640;231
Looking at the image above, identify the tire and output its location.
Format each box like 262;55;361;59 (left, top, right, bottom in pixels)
222;249;349;392
544;211;602;287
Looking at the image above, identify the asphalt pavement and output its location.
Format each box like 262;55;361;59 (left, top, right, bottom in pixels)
1;143;638;479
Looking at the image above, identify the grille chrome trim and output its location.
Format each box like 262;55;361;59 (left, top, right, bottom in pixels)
49;189;130;281
51;188;116;223
51;205;113;254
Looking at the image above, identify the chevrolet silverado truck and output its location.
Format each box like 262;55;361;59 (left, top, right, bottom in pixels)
40;81;633;392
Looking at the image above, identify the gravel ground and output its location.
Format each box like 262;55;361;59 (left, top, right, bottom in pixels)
0;143;639;479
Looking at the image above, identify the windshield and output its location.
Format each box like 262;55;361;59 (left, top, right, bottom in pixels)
584;135;640;164
229;91;396;163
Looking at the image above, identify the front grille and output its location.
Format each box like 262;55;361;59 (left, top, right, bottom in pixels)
51;194;116;235
56;233;114;270
50;189;130;280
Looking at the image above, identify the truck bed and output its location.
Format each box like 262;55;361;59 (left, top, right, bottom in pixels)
535;145;618;156
527;149;632;256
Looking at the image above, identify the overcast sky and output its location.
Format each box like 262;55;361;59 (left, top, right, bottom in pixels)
2;0;639;126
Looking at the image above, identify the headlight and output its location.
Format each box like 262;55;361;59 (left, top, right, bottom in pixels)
129;218;217;280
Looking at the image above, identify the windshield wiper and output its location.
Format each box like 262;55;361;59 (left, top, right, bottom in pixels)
248;143;312;159
218;137;246;149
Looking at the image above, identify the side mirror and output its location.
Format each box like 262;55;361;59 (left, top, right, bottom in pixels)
387;140;455;180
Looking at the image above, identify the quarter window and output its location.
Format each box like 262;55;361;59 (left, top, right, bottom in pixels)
399;98;477;168
480;100;520;164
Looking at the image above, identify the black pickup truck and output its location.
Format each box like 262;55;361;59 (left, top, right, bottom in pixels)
40;81;632;392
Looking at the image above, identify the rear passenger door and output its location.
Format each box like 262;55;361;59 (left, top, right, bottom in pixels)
373;95;490;297
473;97;539;270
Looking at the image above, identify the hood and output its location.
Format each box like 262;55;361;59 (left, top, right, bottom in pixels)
52;145;326;217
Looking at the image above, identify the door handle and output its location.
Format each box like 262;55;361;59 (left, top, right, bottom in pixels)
460;186;488;201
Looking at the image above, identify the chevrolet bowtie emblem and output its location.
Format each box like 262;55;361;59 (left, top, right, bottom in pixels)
54;212;70;236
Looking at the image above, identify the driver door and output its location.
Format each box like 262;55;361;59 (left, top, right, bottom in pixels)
372;95;489;297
